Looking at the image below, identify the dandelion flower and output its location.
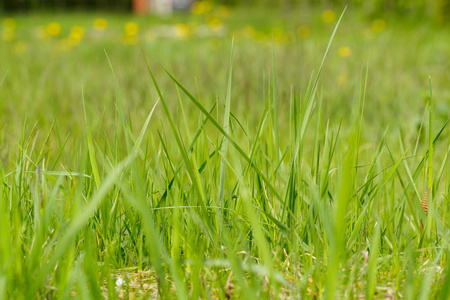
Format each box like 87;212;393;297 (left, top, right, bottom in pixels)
93;18;108;31
191;1;212;15
70;26;84;41
272;27;285;42
2;29;15;42
124;22;139;37
242;26;255;39
338;46;351;57
125;36;139;45
372;19;386;33
297;25;310;38
174;23;190;38
216;5;230;19
45;22;62;36
321;10;336;23
337;73;348;84
207;17;223;33
2;18;17;29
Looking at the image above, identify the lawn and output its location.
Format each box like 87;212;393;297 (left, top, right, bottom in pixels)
1;3;450;299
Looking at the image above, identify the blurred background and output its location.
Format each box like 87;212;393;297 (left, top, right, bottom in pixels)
1;0;450;22
1;0;450;166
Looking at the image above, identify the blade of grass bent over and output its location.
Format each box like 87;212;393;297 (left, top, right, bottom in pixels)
163;67;284;203
144;58;217;240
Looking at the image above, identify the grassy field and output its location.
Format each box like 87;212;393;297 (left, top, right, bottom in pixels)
1;3;450;299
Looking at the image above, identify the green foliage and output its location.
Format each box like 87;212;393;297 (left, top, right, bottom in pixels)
1;7;450;299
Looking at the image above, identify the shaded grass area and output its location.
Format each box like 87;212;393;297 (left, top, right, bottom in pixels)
1;6;450;299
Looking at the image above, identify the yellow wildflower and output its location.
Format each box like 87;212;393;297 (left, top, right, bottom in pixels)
45;22;62;36
125;36;139;45
174;23;190;38
338;46;351;57
297;25;310;38
70;25;84;41
321;10;336;23
2;29;15;42
372;19;386;33
208;17;223;32
124;22;139;37
272;27;285;42
2;18;16;29
337;73;348;84
93;18;108;31
242;26;255;39
216;5;230;19
191;1;212;15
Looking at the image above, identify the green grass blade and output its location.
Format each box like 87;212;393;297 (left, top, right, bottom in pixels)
82;87;101;190
219;37;234;207
162;66;284;202
366;222;381;300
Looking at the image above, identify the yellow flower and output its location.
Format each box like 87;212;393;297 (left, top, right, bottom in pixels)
70;25;84;41
321;10;336;23
242;25;255;39
207;17;223;32
372;19;386;33
124;22;139;37
2;18;16;29
174;23;190;38
45;22;62;36
216;5;230;19
191;1;212;15
125;36;139;45
2;29;15;42
297;25;310;38
337;73;347;84
272;27;285;42
93;18;108;31
338;46;351;57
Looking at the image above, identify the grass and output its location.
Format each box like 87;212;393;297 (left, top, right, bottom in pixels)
1;5;450;299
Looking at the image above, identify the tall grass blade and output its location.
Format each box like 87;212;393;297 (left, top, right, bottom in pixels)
82;87;101;190
366;223;381;300
162;67;283;202
219;37;234;207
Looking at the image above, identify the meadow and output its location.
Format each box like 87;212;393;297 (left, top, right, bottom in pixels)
1;3;450;299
